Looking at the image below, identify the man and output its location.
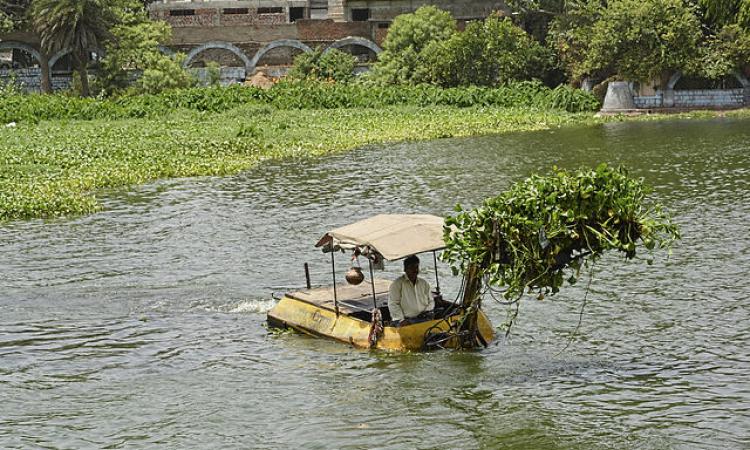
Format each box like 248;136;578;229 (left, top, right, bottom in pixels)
388;255;433;326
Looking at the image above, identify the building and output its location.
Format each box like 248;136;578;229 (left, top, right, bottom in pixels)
148;0;509;75
1;0;509;90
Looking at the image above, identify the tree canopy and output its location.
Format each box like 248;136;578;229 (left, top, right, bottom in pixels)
423;14;551;87
370;5;456;84
31;0;117;96
0;0;30;33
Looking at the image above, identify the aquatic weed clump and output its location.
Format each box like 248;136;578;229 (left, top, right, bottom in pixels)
443;164;681;301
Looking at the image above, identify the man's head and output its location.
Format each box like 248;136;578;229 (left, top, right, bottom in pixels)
403;255;420;283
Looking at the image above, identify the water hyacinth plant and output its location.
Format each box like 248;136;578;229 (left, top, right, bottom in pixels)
442;164;681;302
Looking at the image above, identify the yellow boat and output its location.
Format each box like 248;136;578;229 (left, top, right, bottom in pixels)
267;214;494;351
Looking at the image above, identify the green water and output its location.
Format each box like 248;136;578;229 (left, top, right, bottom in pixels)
1;118;748;449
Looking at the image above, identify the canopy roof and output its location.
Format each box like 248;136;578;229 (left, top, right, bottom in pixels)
316;214;447;261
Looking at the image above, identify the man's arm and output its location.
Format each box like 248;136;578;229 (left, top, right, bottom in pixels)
388;278;405;322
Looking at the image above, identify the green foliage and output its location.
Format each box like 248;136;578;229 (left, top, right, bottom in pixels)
547;0;602;83
205;61;221;86
0;72;23;95
580;0;702;83
424;15;551;87
690;24;750;78
97;15;176;94
133;53;196;95
370;6;457;84
699;0;750;29
0;101;608;220
31;0;118;96
0;10;12;32
442;165;680;301
0;0;31;32
0;81;600;125
287;48;357;83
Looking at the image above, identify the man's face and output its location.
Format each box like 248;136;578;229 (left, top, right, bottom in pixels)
405;263;419;283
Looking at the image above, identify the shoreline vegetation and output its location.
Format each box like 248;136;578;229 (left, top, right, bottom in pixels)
1;82;749;221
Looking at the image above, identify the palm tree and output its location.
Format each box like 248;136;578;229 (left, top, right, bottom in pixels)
31;0;115;96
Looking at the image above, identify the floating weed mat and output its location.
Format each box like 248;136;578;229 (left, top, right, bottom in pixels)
443;164;681;302
0;106;598;221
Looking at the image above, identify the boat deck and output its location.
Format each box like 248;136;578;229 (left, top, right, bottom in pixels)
287;278;391;315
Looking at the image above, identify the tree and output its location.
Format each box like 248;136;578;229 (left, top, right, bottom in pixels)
0;0;30;33
424;14;551;87
690;23;750;79
699;0;750;30
370;5;457;84
546;0;602;84
579;0;702;85
31;0;117;96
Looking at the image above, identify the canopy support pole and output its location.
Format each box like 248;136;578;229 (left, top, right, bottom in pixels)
433;250;441;294
368;258;377;310
331;249;339;316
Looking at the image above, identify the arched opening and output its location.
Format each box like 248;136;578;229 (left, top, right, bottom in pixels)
674;74;743;90
248;40;312;75
324;37;381;64
183;42;251;69
0;41;43;70
183;42;250;84
0;42;45;92
49;48;105;74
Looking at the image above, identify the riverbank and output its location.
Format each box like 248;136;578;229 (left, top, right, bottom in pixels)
1;101;749;221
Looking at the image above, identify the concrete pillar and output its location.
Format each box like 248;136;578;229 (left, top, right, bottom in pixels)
601;81;636;112
663;89;675;108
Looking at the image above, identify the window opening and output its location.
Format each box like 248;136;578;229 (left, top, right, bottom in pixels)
258;7;283;14
170;9;195;16
289;7;305;22
352;8;370;21
223;8;249;15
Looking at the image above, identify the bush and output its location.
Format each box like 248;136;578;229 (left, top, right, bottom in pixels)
0;80;600;124
133;53;196;95
370;6;457;84
287;48;357;82
424;14;552;87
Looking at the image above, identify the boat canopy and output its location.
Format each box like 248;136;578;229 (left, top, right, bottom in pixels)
315;214;446;261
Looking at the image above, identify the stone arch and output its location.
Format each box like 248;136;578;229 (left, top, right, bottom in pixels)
668;69;749;89
183;41;251;69
0;41;45;68
323;36;382;55
667;71;683;90
49;47;106;70
248;39;312;73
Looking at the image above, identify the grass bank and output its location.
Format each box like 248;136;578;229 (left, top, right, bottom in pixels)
1;84;748;221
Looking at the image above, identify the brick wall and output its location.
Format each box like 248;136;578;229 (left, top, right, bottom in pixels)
633;89;747;109
633;94;662;109
297;19;372;41
158;8;218;27
219;12;286;26
0;68;72;92
674;89;745;107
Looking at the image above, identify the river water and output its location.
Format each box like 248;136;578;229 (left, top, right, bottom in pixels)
1;118;749;449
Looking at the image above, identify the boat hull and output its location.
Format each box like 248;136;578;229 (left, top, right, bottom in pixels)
268;296;494;351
